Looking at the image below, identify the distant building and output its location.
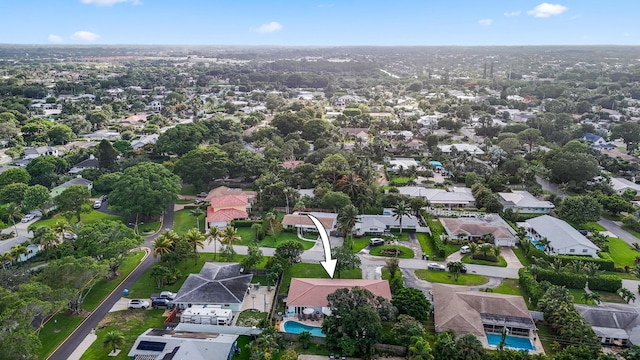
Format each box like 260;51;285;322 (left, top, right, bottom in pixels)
575;303;640;347
498;191;554;214
50;177;93;198
353;214;420;236
69;155;99;175
23;146;58;160
437;144;485;155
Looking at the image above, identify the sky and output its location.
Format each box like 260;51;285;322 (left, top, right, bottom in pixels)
0;0;638;46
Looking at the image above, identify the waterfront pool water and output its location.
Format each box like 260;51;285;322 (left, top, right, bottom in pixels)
283;321;325;337
527;235;545;251
486;333;535;351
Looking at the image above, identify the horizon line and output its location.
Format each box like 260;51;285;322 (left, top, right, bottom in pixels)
1;43;640;48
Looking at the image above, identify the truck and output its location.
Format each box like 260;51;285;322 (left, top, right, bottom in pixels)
150;291;176;301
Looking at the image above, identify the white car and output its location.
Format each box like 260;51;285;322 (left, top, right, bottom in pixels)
460;245;471;254
427;263;446;271
93;200;102;209
369;238;385;247
21;214;36;223
128;299;150;309
63;232;78;240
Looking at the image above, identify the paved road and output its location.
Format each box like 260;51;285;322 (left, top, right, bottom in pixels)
48;205;174;360
535;175;568;199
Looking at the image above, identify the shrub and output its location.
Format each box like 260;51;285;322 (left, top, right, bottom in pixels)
518;268;543;306
536;269;587;289
555;255;615;271
588;275;622;293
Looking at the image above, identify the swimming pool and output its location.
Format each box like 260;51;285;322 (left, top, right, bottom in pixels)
486;333;535;351
283;321;325;337
527;235;545;251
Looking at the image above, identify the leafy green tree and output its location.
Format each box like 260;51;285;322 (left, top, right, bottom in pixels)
112;140;133;153
93;172;121;194
150;264;172;289
60;114;92;135
0;182;28;204
271;112;305;137
156;123;207;156
392;314;425;345
26;155;69;187
48;124;75;145
21;119;52;144
557;196;602;225
517;128;542;152
455;333;485;360
53;185;91;222
548;151;600;185
611;122;640;151
320;191;352;213
392;287;431;321
274;240;304;265
0;168;30;187
332;245;361;278
241;243;263;271
96;139;119;170
174;145;229;191
23;184;51;213
87;110;110;129
109;162;181;219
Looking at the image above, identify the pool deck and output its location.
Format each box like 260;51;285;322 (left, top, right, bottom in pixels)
484;335;545;355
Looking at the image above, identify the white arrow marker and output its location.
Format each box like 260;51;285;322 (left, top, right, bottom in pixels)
307;214;337;279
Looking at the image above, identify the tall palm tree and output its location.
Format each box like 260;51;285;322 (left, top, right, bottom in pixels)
6;202;23;235
152;230;179;258
189;208;205;232
446;261;465;282
455;333;485;359
221;225;241;258
337;204;358;245
103;330;125;354
183;228;205;262
1;252;14;269
52;220;72;243
37;229;60;252
550;258;566;273
392;200;411;234
581;291;602;305
10;244;27;263
206;226;220;260
491;245;502;260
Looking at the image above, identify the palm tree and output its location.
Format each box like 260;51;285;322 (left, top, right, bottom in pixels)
1;252;14;269
189;208;205;232
447;261;465;282
455;333;484;359
550;258;566;273
103;330;125;354
392;200;411;234
537;237;551;253
152;230;179;258
52;220;72;243
206;226;221;259
6;202;23;235
183;228;205;262
468;242;479;257
37;229;60;252
408;336;434;360
491;245;502;260
10;244;27;263
581;291;602;305
264;212;278;238
618;288;636;303
337;204;358;245
297;330;312;349
221;225;241;256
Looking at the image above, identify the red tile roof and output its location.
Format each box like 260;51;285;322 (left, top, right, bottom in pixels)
207;207;248;223
210;194;248;208
286;278;392;307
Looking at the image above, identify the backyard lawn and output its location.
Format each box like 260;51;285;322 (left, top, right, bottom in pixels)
492;279;534;309
461;254;507;267
351;234;411;254
414;269;489;286
235;227;315;250
568;289;626;305
32;210;124;228
416;232;436;258
280;263;362;294
606;236;640;268
37;251;145;359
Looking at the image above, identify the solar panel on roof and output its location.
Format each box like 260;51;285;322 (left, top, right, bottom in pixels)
137;341;166;351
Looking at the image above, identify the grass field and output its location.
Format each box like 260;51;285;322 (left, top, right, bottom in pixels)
36;251;145;359
416;232;436;258
461;254;507;267
137;221;161;235
32;210;124;228
79;309;166;359
607;237;640;267
172;209;206;235
235;227;315;250
492;279;533;309
568;289;626;305
414;269;489;286
280;263;362;294
512;246;531;266
623;225;640;240
369;245;415;259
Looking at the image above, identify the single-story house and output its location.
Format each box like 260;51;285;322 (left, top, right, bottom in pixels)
440;215;518;247
0;236;38;265
50;177;93;198
23;146;58;160
128;328;238;360
386;158;421;173
68;155;99;175
437;144;485;156
433;284;539;352
610;178;640;198
498;191;554;214
286;278;392;316
281;212;338;236
583;133;607;146
84;129;121;141
172;262;252;313
523;215;600;257
575;303;640;347
397;186;476;209
132;134;159;150
353;214;420;236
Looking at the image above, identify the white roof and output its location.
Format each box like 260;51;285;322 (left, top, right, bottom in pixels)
357;214;419;228
498;191;554;209
438;144;485;155
610;178;640;193
525;215;599;251
397;186;475;204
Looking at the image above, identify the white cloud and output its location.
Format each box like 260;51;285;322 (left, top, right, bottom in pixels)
527;3;568;18
80;0;140;6
71;31;100;42
478;19;493;26
48;34;63;43
255;22;283;33
504;10;521;17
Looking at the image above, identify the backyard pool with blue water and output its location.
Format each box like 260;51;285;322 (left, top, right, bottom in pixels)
486;333;536;351
527;235;545;251
283;321;325;337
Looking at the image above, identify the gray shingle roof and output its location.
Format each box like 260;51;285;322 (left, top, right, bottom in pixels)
173;263;252;305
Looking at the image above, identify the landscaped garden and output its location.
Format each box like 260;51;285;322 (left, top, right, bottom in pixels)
461;253;507;267
235;309;267;328
369;244;415;259
234;226;315;250
414;269;489;286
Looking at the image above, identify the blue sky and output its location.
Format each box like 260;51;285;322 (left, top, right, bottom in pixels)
0;0;638;46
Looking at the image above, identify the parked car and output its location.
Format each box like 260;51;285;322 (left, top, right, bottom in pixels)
460;245;471;254
460;264;468;273
197;192;208;198
93;200;102;209
21;214;36;223
427;263;446;271
151;298;174;309
128;299;149;309
150;291;176;300
100;195;108;201
369;238;385;247
63;232;78;240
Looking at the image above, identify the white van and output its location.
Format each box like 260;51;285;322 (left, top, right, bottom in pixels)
460;245;471;254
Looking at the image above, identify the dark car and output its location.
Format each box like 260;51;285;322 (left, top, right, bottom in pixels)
460;264;468;273
151;298;174;309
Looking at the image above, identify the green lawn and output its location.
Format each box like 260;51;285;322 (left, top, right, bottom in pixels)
512;246;531;266
80;310;166;360
623;225;640;240
607;236;640;268
32;210;124;228
129;252;269;299
235;309;267;328
416;232;436;258
280;263;362;294
36;251;145;359
580;222;606;232
388;175;415;185
568;289;626;305
137;221;161;235
414;269;489;286
369;245;415;259
172;209;206;235
492;279;533;309
352;237;371;253
235;227;315;250
461;254;507;267
179;184;197;196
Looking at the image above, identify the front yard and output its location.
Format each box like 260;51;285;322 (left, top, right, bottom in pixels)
414;269;489;286
461;254;507;267
32;209;124;228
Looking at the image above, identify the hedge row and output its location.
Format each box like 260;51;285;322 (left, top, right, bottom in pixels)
536;269;588;289
518;268;544;306
231;220;259;228
431;235;446;258
555;255;615;272
588;275;622;293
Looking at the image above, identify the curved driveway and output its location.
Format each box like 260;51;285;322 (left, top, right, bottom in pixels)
47;206;174;360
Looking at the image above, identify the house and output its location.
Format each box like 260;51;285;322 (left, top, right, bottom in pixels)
583;133;607;146
0;236;39;264
128;328;238;360
281;212;338;236
172;262;252;313
180;305;233;326
50;177;93;198
84;129;121;141
205;187;256;228
23;146;58;160
433;284;539;352
340;128;370;142
386;157;421;173
286;278;391;316
498;191;555;214
575;303;640;347
147;100;163;111
132;134;159;150
523;215;600;257
437;144;485;155
68;155;99;175
353;214;420;236
440;215;518;246
610;178;640;198
397;186;476;209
